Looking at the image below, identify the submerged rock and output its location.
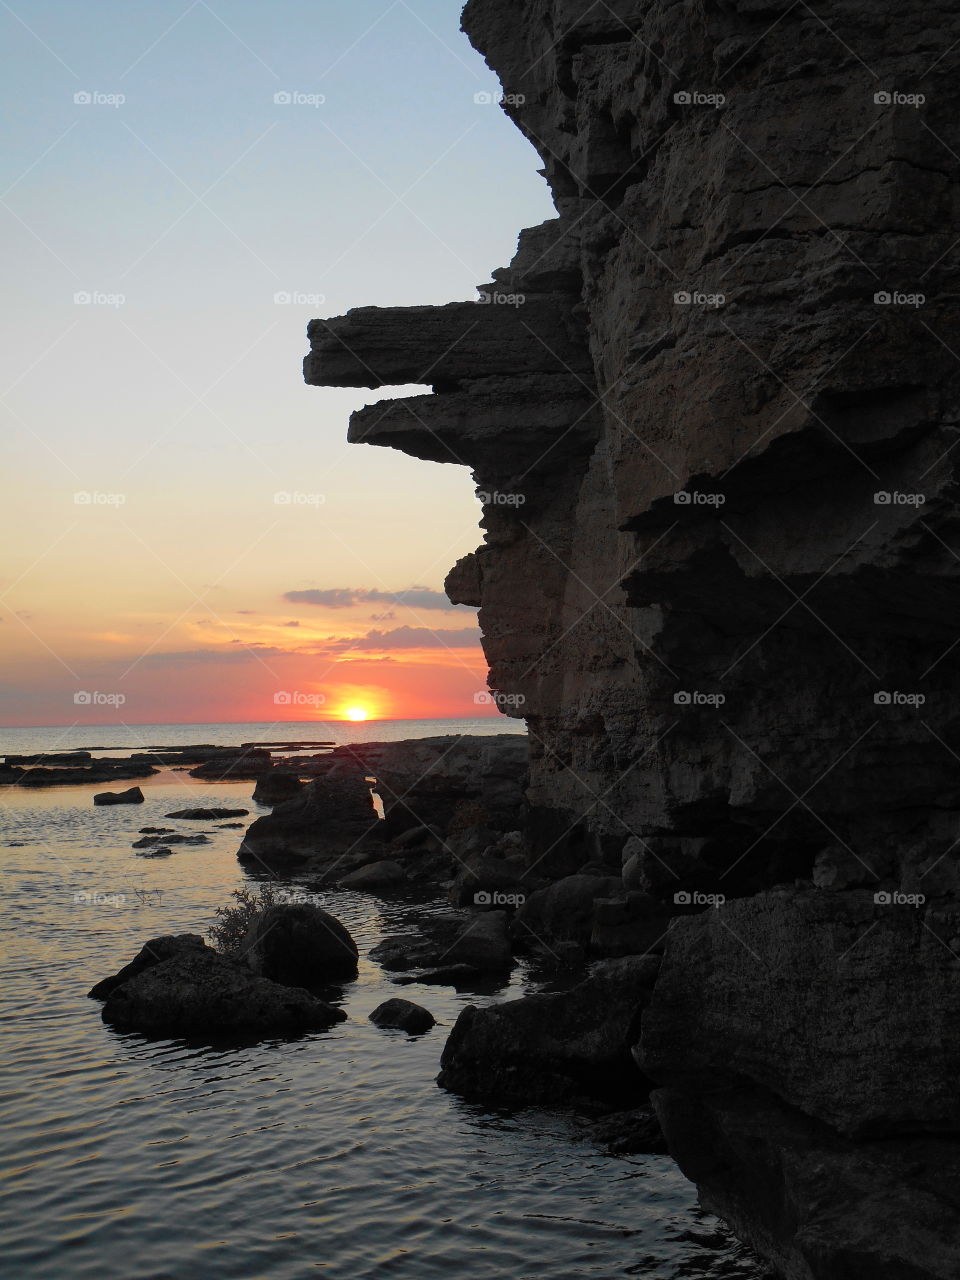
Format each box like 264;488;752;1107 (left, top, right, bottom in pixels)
438;955;659;1105
369;998;435;1035
165;807;249;820
132;833;209;848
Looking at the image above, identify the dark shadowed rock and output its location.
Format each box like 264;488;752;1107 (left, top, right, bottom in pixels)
588;1107;668;1156
641;890;960;1139
514;875;621;947
89;934;208;1000
100;948;346;1039
438;955;659;1105
442;910;512;971
252;768;305;806
132;833;209;848
165;807;249;820
369;997;436;1035
137;846;173;858
242;903;359;985
338;859;406;891
94;786;144;806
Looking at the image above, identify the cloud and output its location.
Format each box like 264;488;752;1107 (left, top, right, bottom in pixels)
284;586;470;611
332;625;482;651
283;620;300;627
138;646;289;665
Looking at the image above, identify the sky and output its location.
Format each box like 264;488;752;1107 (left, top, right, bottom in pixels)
0;0;555;726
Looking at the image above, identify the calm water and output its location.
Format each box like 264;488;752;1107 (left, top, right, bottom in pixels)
0;722;767;1279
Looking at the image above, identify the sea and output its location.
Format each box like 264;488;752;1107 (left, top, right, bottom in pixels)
0;719;768;1279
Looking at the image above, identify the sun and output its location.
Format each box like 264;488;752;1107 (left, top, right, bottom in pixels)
344;706;369;722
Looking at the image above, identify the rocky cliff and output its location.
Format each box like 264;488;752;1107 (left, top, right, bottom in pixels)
305;2;960;1275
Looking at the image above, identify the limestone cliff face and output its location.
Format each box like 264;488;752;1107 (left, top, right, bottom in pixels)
306;2;960;1275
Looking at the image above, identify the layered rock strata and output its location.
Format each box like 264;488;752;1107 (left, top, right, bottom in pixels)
305;2;960;1274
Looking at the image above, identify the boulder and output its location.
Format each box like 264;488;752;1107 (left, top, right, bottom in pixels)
338;859;406;891
137;846;172;858
438;955;660;1105
252;768;305;806
447;854;527;907
100;947;346;1038
93;786;144;806
242;903;359;985
89;933;208;999
239;771;380;868
514;874;621;947
442;910;513;970
369;997;436;1034
165;807;249;820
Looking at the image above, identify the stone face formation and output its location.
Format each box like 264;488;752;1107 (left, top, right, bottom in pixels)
306;3;960;1276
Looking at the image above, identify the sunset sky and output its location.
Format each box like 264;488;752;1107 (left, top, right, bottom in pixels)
0;0;554;725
